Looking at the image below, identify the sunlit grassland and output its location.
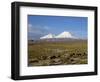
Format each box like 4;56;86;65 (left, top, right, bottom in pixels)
28;40;87;66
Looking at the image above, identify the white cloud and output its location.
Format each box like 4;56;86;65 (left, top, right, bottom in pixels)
28;24;32;28
44;26;50;30
28;24;49;40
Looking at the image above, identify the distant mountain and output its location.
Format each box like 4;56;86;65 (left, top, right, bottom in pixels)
40;33;55;39
40;31;76;39
29;31;86;43
55;31;75;38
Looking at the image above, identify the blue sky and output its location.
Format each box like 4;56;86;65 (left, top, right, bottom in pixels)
28;15;88;40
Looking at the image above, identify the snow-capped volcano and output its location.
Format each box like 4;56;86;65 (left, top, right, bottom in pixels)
40;33;55;39
40;31;76;39
55;31;75;38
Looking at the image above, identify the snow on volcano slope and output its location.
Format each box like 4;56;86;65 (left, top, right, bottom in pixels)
56;31;75;38
40;33;55;39
40;31;76;39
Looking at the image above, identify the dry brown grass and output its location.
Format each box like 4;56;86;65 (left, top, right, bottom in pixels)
28;40;87;66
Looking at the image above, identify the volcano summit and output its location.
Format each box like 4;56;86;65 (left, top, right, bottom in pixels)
40;31;76;39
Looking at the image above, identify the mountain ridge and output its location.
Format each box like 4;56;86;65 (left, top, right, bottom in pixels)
40;31;76;39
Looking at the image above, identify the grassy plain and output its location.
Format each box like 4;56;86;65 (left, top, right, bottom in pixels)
28;40;87;66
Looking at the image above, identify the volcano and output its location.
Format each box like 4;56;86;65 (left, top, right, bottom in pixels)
55;31;75;38
40;31;76;39
40;33;55;39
